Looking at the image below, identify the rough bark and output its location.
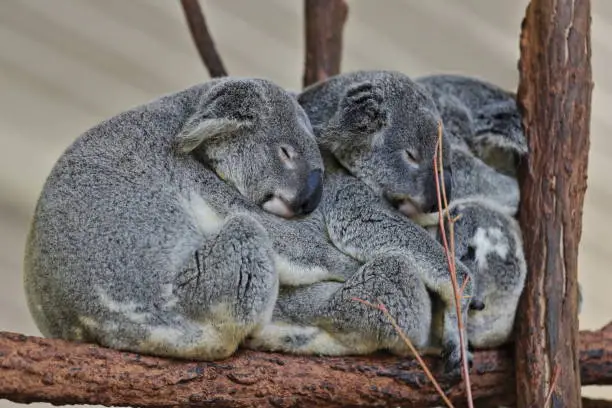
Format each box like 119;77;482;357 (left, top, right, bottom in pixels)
180;0;228;78
515;0;593;407
303;0;348;88
583;398;612;408
1;324;611;408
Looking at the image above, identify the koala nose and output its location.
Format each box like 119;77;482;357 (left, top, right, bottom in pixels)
425;167;453;213
293;169;323;215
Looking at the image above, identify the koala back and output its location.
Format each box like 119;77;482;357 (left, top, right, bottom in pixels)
23;77;326;350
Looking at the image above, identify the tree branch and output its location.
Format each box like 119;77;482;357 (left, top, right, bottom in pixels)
180;0;228;78
515;0;593;406
583;397;612;408
1;323;611;407
303;0;348;88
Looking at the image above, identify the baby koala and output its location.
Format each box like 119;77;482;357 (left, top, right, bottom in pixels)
23;77;329;361
251;70;478;373
416;198;527;348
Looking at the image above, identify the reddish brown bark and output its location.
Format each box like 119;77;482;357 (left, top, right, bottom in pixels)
303;0;348;88
180;0;228;78
515;0;593;407
1;324;611;407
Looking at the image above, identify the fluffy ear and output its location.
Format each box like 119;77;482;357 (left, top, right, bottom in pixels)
174;80;265;153
175;117;247;153
470;100;527;176
337;81;388;135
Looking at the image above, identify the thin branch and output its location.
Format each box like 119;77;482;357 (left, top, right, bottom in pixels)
303;0;349;88
434;122;474;408
180;0;228;78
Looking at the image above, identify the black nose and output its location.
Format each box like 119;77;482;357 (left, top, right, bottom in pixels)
469;299;486;311
293;169;323;215
424;167;453;213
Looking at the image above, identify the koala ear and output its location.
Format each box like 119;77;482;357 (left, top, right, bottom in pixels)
337;81;388;134
471;100;527;161
174;80;265;153
175;117;247;153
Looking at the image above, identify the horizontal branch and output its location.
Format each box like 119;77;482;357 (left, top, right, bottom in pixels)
1;322;611;408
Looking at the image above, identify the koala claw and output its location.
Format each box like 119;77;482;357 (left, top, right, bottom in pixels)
441;343;473;377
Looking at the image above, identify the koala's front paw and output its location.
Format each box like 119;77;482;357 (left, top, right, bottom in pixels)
340;81;387;133
441;343;473;378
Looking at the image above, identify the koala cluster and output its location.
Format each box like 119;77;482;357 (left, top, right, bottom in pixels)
23;69;538;376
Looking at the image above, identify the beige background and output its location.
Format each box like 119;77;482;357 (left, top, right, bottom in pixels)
0;0;610;405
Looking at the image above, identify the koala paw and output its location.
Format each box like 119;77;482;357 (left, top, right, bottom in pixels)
441;343;473;377
340;81;387;133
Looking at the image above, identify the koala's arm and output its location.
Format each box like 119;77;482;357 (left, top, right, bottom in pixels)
323;175;471;307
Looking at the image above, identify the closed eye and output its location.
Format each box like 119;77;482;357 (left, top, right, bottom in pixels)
402;149;421;166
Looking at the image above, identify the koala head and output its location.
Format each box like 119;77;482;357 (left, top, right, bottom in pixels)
175;78;324;219
416;74;527;179
417;198;527;348
298;70;453;216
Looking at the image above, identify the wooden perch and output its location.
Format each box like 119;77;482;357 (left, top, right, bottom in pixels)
515;0;593;407
303;0;348;88
180;0;228;78
1;323;612;408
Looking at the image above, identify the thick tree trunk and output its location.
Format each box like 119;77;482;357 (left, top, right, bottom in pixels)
515;0;593;407
303;0;348;88
1;325;612;408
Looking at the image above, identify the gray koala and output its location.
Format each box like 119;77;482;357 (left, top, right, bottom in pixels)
23;77;361;361
415;74;528;213
416;198;526;349
416;74;527;179
245;71;478;373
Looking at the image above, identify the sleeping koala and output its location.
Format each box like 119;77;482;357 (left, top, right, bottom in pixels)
23;77;357;361
416;198;527;349
246;71;477;373
416;74;528;213
416;74;527;178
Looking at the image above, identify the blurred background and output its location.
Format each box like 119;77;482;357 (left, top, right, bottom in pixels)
0;0;610;405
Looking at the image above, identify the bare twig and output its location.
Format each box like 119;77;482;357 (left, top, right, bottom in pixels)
180;0;228;78
303;0;349;88
543;365;561;407
433;121;474;408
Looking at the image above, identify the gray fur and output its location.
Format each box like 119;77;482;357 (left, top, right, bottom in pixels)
412;74;529;349
23;77;362;360
417;198;526;349
247;70;476;372
416;74;527;179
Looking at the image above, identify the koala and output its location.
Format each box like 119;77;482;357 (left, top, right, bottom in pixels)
450;145;520;211
23;77;362;361
415;74;528;213
245;71;478;373
416;74;527;179
416;197;527;349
